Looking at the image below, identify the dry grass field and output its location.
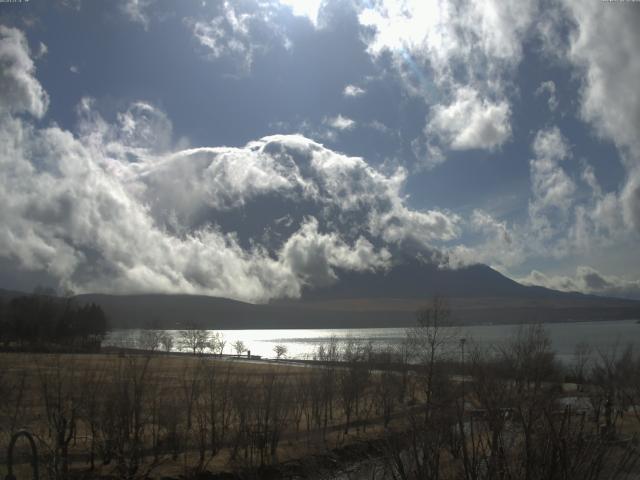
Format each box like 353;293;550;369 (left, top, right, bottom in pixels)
3;322;640;480
0;351;410;479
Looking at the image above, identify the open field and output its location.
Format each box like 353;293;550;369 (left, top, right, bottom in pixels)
0;350;414;479
3;322;640;479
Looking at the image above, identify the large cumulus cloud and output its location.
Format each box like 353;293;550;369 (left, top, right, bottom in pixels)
0;25;459;302
0;26;49;118
426;87;511;152
109;129;460;249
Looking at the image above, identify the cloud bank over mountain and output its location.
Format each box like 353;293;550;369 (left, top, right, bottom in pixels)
0;25;459;301
1;0;640;301
519;266;640;300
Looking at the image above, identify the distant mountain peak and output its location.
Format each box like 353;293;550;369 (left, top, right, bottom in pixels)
300;261;529;301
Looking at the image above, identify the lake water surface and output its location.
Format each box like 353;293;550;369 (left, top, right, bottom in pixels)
104;319;640;364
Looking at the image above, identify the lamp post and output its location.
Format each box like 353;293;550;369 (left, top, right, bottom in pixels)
460;338;467;407
458;337;469;468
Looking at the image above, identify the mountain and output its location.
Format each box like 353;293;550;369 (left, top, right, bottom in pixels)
72;263;640;329
299;263;576;300
0;288;28;300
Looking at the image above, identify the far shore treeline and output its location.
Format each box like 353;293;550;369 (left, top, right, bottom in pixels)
0;290;108;351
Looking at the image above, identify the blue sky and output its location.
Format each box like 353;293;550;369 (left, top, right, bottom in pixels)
1;0;639;300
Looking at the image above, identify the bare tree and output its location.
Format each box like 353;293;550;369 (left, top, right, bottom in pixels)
375;362;401;428
571;340;593;386
408;295;458;415
315;336;340;439
8;304;640;480
395;337;414;404
78;360;108;471
458;341;640;480
203;362;234;457
160;332;174;352
100;355;164;480
589;344;633;439
493;323;561;479
339;338;371;434
0;362;28;443
179;327;210;355
273;344;287;360
233;340;246;357
229;375;252;462
382;295;458;480
35;355;79;479
137;329;161;353
208;332;226;356
290;372;310;438
181;359;204;431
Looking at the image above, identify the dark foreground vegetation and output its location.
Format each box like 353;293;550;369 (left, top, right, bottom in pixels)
0;292;108;351
2;297;640;479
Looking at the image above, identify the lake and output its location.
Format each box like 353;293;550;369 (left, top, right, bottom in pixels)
103;319;640;364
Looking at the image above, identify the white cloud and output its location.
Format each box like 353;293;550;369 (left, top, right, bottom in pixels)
358;0;537;84
519;266;640;300
69;65;79;74
564;1;640;232
120;0;154;29
343;84;366;97
523;126;631;258
116;102;173;152
280;217;391;287
535;80;558;111
324;114;356;131
565;1;640;160
524;126;579;254
358;0;537;158
186;1;290;72
136;133;460;247
1;114;376;301
369;200;460;246
427;87;511;151
368;120;392;134
0;26;49;118
448;209;525;270
35;42;47;59
0;27;461;301
0;120;424;300
188;6;254;70
449;123;634;273
530;127;575;213
622;169;640;232
278;0;323;26
74;98;175;173
410;137;445;170
532;126;568;161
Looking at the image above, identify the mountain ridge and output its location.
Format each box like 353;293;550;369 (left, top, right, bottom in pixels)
297;263;597;301
53;263;640;328
2;263;639;329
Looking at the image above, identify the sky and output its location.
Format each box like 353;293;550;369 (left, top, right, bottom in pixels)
0;0;639;301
